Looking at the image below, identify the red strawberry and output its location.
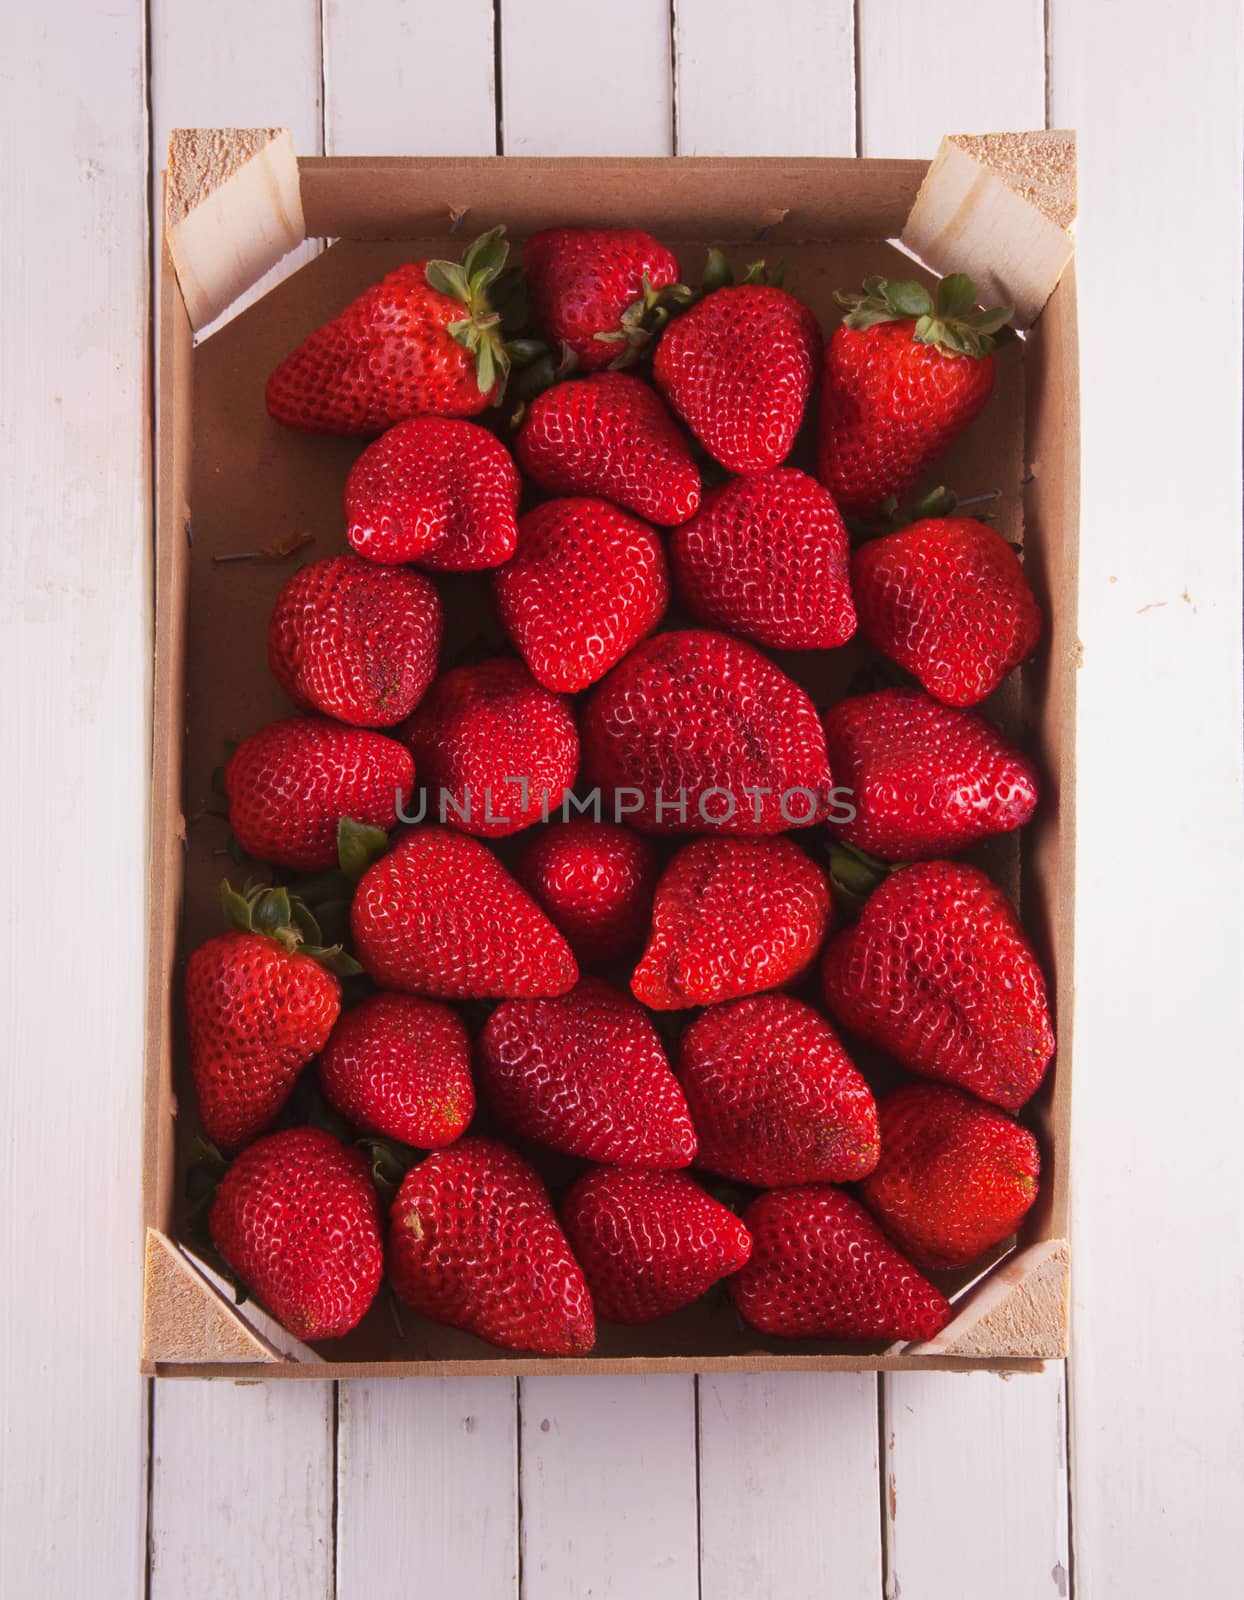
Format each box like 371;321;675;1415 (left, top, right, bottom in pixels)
860;1083;1040;1270
389;1137;595;1354
404;659;579;838
351;827;578;999
268;553;443;728
515;820;659;967
582;630;833;835
816;274;1010;516
265;229;516;434
515;373;700;525
631;837;832;1010
852;517;1042;707
822;861;1054;1110
822;688;1039;861
345;416;521;569
319;992;474;1149
186;883;343;1152
653;284;821;473
209;1128;384;1339
492;498;669;693
478;978;697;1167
562;1168;752;1324
225;716;413;871
670;468;855;649
677;995;878;1186
729;1184;952;1342
524;227;683;371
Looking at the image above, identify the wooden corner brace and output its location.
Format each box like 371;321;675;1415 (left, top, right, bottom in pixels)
142;1228;285;1367
907;1238;1071;1361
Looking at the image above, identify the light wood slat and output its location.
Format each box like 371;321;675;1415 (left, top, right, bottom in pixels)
699;1374;883;1599
858;0;1046;157
520;1377;698;1600
675;0;856;155
336;1379;518;1599
1048;3;1244;1594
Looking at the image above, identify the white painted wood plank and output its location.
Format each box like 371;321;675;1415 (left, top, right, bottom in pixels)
337;1379;518;1599
325;0;497;155
1048;4;1244;1595
520;1376;698;1600
883;1367;1070;1598
859;0;1046;157
149;1380;335;1599
699;1374;882;1600
0;3;149;1596
675;0;856;156
501;0;673;155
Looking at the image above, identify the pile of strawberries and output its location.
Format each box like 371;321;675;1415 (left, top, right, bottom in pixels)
186;224;1051;1355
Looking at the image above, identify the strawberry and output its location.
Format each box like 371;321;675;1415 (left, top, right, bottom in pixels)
225;716;413;871
822;860;1054;1110
515;820;659;967
403;659;579;838
851;517;1043;707
816;274;1011;516
669;468;855;650
677;995;878;1186
860;1082;1040;1270
265;228;516;434
268;553;443;728
729;1184;952;1342
318;992;474;1149
653;283;821;473
389;1136;595;1354
631;837;832;1010
523;227;684;371
822;688;1039;861
515;373;700;526
345;416;521;569
186;883;345;1152
582;630;833;835
478;978;697;1167
492;497;669;693
209;1128;384;1339
562;1168;752;1324
351;827;578;999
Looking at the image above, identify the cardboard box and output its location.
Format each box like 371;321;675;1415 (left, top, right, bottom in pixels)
142;131;1078;1377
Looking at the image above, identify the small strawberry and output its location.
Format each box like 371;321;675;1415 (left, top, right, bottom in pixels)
860;1082;1040;1270
266;228;517;434
186;882;348;1152
669;468;855;649
515;373;700;525
562;1168;752;1324
677;995;878;1186
851;517;1043;707
492;498;669;693
631;837;832;1010
822;860;1054;1110
582;630;833;835
478;978;697;1167
268;553;443;728
822;688;1039;860
404;659;579;838
209;1128;384;1339
389;1137;595;1354
729;1184;952;1342
225;716;413;871
515;820;659;967
524;227;684;371
319;992;475;1149
816;274;1011;516
351;827;578;999
345;416;521;569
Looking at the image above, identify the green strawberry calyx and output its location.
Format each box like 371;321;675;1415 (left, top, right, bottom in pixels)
835;274;1013;359
826;842;904;914
218;877;363;977
426;227;545;400
594;275;697;368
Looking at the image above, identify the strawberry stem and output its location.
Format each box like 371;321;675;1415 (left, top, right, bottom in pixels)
835;274;1013;359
